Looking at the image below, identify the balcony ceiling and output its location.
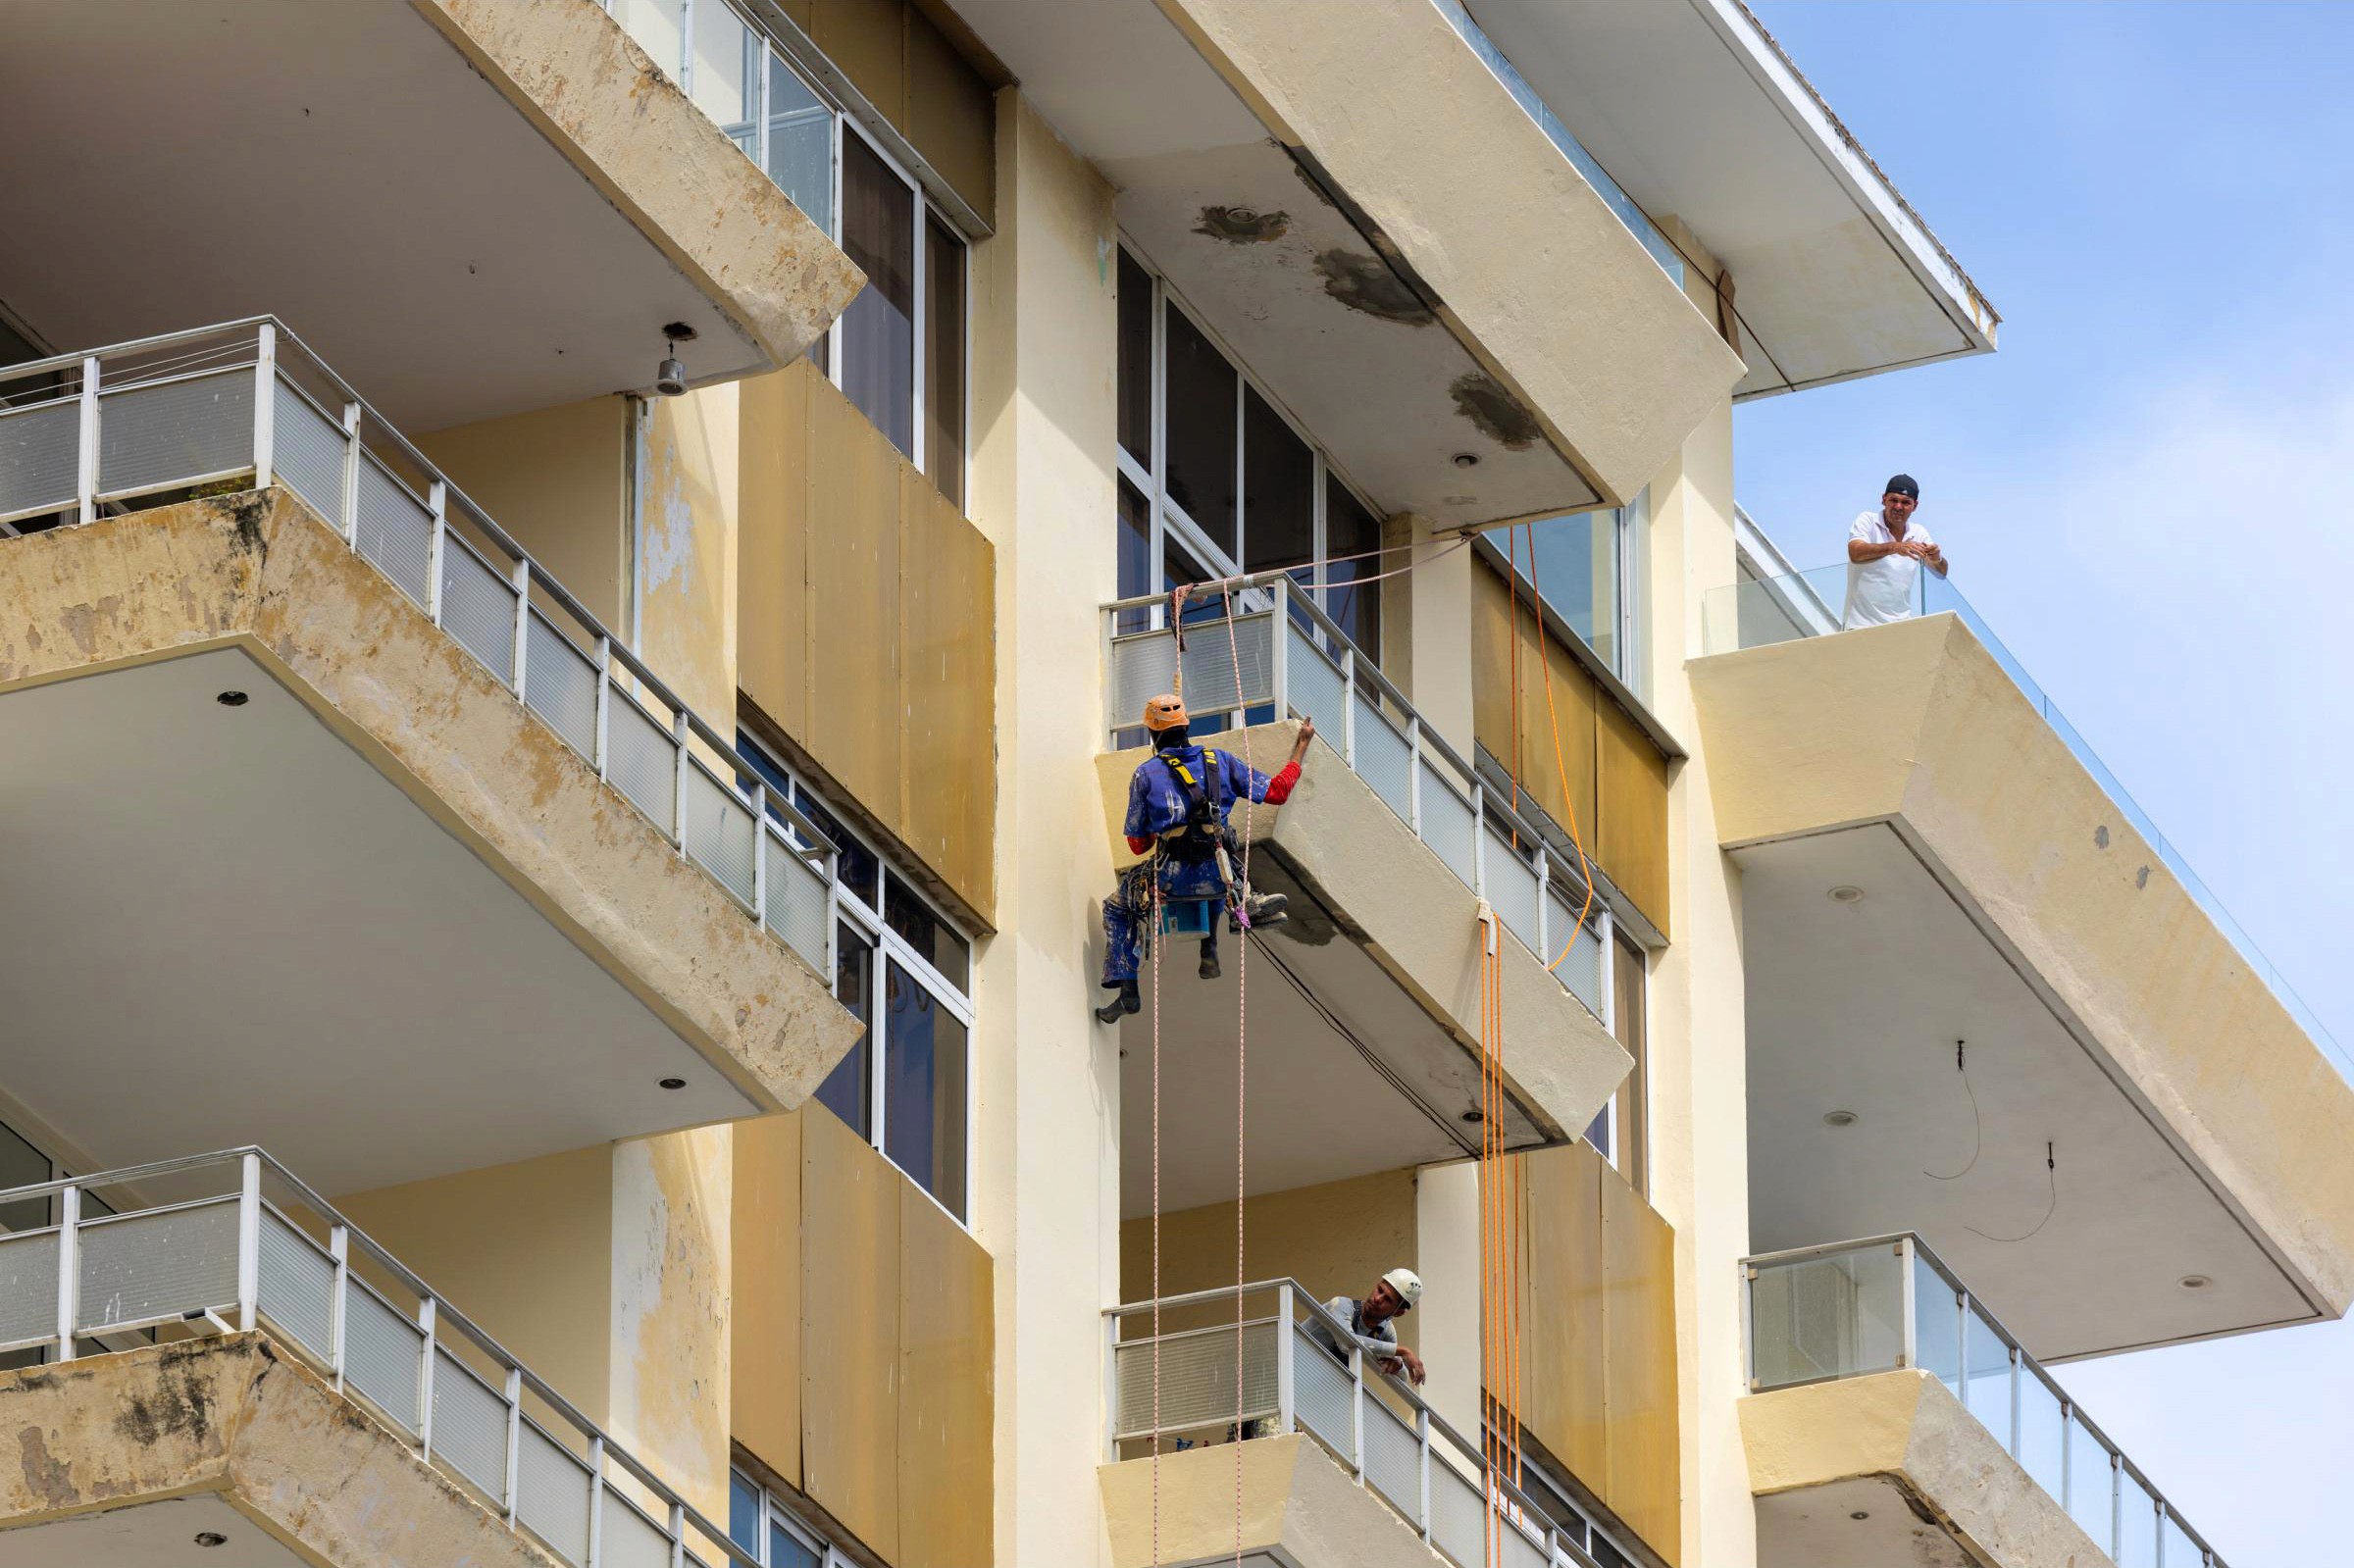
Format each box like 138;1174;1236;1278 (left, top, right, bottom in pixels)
0;0;762;430
1742;825;2312;1360
947;0;1608;528
1469;0;1999;397
0;1493;305;1568
0;647;762;1196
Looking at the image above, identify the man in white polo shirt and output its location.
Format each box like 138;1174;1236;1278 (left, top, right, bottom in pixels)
1843;473;1947;630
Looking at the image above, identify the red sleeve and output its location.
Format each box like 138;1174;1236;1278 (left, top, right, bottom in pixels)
1260;761;1302;806
1127;835;1154;855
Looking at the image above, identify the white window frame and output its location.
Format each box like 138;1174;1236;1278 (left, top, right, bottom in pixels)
1116;237;1385;649
731;1469;858;1568
740;737;976;1232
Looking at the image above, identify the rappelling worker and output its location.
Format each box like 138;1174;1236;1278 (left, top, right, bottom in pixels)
1094;696;1315;1023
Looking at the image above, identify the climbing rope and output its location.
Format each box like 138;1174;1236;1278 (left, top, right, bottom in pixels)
1150;870;1164;1568
1217;585;1254;1568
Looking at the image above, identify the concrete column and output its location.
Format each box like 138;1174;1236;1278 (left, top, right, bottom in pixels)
1641;396;1756;1566
1405;511;1475;756
965;89;1124;1567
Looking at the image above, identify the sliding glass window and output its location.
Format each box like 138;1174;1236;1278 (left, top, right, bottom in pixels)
1492;493;1650;700
1115;240;1390;668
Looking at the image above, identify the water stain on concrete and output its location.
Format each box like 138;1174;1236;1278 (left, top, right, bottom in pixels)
1448;373;1540;451
1195;205;1290;244
1313;250;1434;327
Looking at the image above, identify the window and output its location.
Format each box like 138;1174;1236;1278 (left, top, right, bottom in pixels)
740;735;974;1222
627;0;968;501
1496;492;1651;699
1582;929;1648;1190
730;1471;849;1568
1484;1425;1643;1568
1115;242;1390;667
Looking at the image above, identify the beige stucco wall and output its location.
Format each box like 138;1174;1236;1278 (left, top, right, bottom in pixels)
965;87;1123;1568
1100;1435;1447;1568
1151;0;1744;507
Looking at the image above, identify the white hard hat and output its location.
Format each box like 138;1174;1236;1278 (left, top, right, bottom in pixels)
1382;1268;1424;1308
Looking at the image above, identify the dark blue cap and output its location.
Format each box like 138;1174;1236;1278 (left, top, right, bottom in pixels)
1885;474;1919;499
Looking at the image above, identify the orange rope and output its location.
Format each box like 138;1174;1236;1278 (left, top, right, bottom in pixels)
1217;588;1254;1568
1150;867;1163;1567
1516;522;1600;969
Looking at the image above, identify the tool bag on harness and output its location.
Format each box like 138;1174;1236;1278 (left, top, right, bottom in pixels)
1150;749;1239;938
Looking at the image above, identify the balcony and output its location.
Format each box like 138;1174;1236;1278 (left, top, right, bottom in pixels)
0;320;861;1194
1742;1235;2226;1568
0;0;859;430
1095;581;1629;1205
1690;567;2354;1357
0;1148;747;1568
1102;1281;1603;1568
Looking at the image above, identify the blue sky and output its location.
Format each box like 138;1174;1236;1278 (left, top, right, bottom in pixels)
1736;3;2354;1558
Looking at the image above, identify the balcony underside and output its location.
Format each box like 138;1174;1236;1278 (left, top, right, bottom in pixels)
0;491;859;1194
1742;1372;2110;1568
0;0;860;428
1693;614;2354;1358
1100;1436;1440;1568
947;0;1739;520
1100;723;1628;1214
0;1337;549;1568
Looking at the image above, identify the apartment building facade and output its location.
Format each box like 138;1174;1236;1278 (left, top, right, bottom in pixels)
0;2;2348;1567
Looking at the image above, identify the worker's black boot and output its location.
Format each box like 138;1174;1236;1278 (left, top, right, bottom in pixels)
1095;979;1140;1024
1198;933;1221;980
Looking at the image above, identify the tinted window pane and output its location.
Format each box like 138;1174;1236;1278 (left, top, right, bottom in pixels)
690;0;757;152
886;872;969;990
1162;304;1236;555
815;923;874;1138
841;134;915;454
1116;477;1152;636
729;1473;760;1552
1242;386;1311;575
1324;474;1383;661
771;1521;821;1568
0;1120;49;1234
885;960;968;1218
924;214;966;507
1117;249;1153;466
1524;509;1619;672
791;783;879;908
766;54;834;232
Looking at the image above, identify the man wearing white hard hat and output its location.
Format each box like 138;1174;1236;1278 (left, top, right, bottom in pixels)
1310;1267;1426;1387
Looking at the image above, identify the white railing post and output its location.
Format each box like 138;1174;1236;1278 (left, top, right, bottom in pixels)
1268;582;1290;723
1274;1286;1296;1436
329;1226;350;1393
510;558;532;700
1535;850;1552;962
1349;1345;1365;1479
2009;1348;2023;1456
668;1500;687;1568
338;402;363;544
235;1151;262;1332
587;1437;607;1568
76;356;100;524
1341;645;1358;768
417;1297;438;1460
502;1366;524;1523
1101;1312;1122;1464
672;710;691;850
1407;716;1422;834
2108;1452;2124;1558
2059;1399;2073;1514
593;637;614;781
1897;1237;1917;1370
751;783;770;929
252;324;277;489
54;1185;78;1360
425;481;448;625
1470;781;1488;896
1415;1405;1433;1542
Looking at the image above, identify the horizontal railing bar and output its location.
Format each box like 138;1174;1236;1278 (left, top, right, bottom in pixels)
0;316;277;383
1112;1316;1281;1350
93;361;255;398
95;466;257;508
1104;1278;1310;1316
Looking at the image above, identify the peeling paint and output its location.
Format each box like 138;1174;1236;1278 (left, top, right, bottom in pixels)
1448;372;1541;450
1311;249;1434;326
2093;825;2110;849
2136;864;2151;889
16;1427;72;1509
1195;205;1290;244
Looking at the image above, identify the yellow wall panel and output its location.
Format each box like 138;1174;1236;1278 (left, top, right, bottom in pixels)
1471;562;1604;887
805;378;904;820
1602;1171;1680;1564
1596;693;1671;931
899;474;997;907
905;5;996;224
801;1109;901;1559
811;0;908;128
1517;1143;1607;1489
731;1112;804;1489
897;1181;995;1568
739;366;813;742
416;395;628;630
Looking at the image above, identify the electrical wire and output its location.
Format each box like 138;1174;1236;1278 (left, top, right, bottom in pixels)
1968;1141;2060;1244
1922;1039;1983;1183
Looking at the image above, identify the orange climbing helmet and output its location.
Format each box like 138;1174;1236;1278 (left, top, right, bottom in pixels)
1142;692;1189;733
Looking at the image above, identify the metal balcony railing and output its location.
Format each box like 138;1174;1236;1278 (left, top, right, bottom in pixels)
1744;1234;2226;1568
0;318;837;981
1104;1281;1599;1568
1704;558;2350;1086
1100;577;1609;1016
0;1148;751;1568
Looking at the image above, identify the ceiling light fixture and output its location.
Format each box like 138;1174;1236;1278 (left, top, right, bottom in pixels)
194;1533;230;1548
1823;1109;1859;1128
1849;1511;1870;1522
655;322;697;398
215;690;249;708
1461;1109;1484;1124
1827;885;1865;904
1451;451;1480;469
2178;1274;2213;1291
658;1077;687;1090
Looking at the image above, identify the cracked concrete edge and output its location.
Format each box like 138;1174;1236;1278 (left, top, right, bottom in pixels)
411;0;865;370
0;1336;564;1567
0;490;863;1113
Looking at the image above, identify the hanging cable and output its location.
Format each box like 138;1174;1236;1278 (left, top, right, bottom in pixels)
1149;870;1163;1568
1216;587;1254;1568
1969;1141;2060;1244
1922;1039;1983;1183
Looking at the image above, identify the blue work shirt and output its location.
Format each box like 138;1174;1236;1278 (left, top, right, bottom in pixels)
1122;744;1279;841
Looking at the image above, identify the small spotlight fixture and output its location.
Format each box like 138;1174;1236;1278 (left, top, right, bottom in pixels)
194;1532;230;1548
215;690;249;708
1461;1108;1484;1124
655;322;697;398
1827;885;1865;904
658;1076;688;1091
1848;1511;1870;1522
2178;1274;2213;1292
1822;1109;1859;1128
1450;451;1481;469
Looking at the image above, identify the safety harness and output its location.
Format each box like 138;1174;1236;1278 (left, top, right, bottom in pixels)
1152;747;1227;860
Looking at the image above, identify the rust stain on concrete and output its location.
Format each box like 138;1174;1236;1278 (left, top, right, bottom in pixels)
1195;205;1289;244
1312;249;1434;327
1448;372;1541;450
16;1427;72;1509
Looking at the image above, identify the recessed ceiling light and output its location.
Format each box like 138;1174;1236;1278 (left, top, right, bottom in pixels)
657;1077;687;1090
1451;451;1480;469
1823;1109;1859;1128
194;1533;229;1548
215;690;249;708
1849;1511;1870;1522
1827;885;1865;904
1461;1109;1484;1124
2179;1274;2213;1291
